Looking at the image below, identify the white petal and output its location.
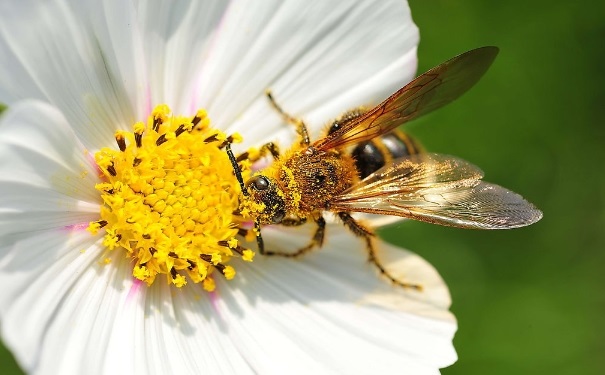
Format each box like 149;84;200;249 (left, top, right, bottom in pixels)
0;227;254;374
196;0;418;149
0;208;453;375
0;1;147;150
0;101;100;236
131;284;255;375
134;0;230;115
0;229;106;373
216;228;456;373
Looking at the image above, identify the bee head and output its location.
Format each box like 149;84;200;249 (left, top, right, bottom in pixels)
245;175;286;224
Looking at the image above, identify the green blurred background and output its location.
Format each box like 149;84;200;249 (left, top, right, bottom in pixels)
0;0;603;374
383;0;603;374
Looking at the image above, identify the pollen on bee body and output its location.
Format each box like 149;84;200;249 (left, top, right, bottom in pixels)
86;105;255;291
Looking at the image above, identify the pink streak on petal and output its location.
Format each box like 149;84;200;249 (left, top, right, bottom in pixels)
62;222;91;231
209;290;223;317
240;221;253;229
85;149;107;183
252;159;270;171
127;279;144;302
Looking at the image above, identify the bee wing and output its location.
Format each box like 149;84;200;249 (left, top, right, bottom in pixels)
313;46;499;151
330;154;543;229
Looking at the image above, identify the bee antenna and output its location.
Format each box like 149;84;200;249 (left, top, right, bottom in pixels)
225;143;249;196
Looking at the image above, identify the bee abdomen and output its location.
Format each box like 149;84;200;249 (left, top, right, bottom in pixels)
352;141;386;180
353;130;422;179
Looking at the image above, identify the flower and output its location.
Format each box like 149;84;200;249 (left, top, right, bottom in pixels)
0;1;456;374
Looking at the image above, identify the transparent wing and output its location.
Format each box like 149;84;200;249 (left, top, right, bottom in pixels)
330;154;543;229
314;46;499;151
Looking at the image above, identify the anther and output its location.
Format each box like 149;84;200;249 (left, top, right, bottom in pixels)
217;240;248;256
107;163;117;177
236;152;249;163
115;132;126;152
191;115;202;127
133;157;142;167
214;263;236;279
175;124;186;137
135;133;143;148
219;135;235;149
156;134;167;146
204;134;218;144
153;117;162;132
99;186;114;194
96;220;108;228
235;245;248;256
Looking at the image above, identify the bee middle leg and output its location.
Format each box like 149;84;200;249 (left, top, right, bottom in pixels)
337;212;422;291
266;90;310;146
262;215;325;258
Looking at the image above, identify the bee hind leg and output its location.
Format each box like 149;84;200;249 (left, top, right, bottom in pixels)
337;212;423;291
263;216;325;258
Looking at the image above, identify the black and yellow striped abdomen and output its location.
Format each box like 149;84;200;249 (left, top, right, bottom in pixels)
351;130;422;179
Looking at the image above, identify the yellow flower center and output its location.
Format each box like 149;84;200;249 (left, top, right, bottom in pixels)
87;105;254;291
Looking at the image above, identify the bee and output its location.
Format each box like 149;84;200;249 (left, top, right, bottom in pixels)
226;46;542;289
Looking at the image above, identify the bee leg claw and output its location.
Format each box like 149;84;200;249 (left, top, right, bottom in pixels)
338;212;422;291
364;237;423;291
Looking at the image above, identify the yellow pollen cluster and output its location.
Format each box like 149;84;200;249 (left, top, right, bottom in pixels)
87;105;254;290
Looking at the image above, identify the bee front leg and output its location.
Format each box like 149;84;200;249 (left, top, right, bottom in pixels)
266;90;310;146
263;215;325;258
259;142;281;160
337;212;423;291
235;142;281;164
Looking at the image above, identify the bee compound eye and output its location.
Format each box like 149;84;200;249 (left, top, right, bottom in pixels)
249;175;270;191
